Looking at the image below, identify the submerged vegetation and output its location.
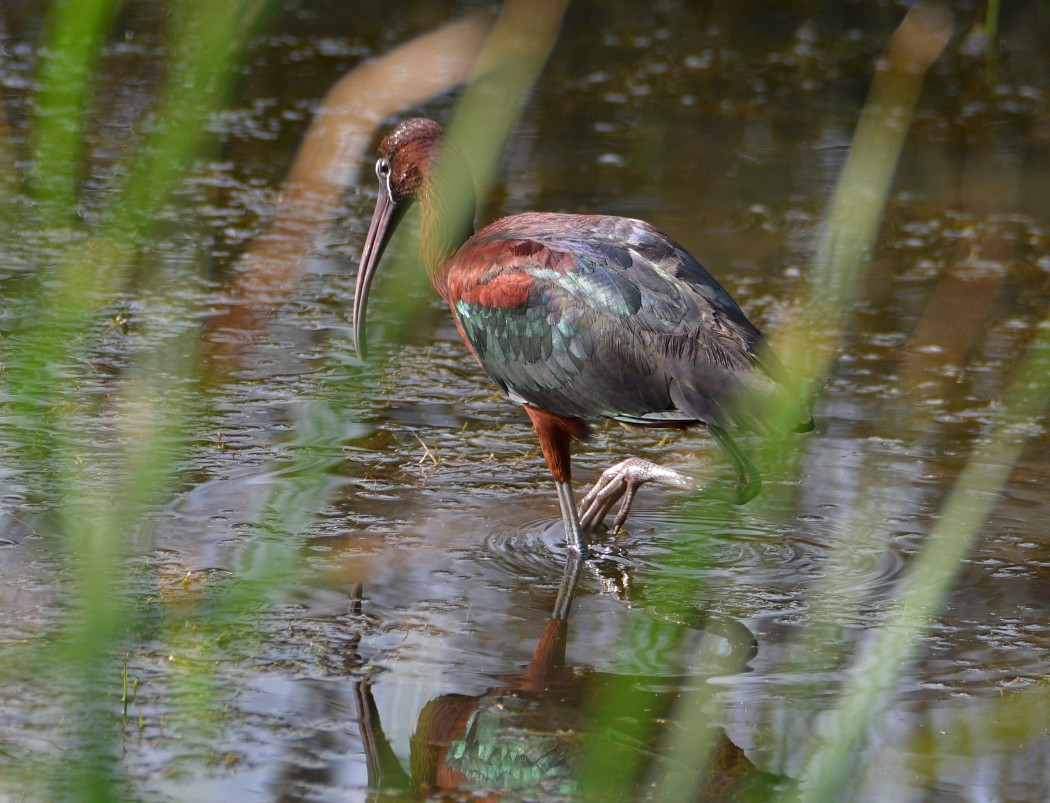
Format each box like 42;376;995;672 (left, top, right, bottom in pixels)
0;1;1047;801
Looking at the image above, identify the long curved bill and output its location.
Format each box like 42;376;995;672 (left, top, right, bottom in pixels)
352;188;406;361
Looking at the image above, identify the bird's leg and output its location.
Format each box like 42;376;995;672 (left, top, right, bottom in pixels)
707;423;761;504
555;480;588;556
523;406;591;556
578;457;692;535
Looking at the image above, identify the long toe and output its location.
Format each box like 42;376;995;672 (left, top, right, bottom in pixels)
578;464;629;531
608;483;640;536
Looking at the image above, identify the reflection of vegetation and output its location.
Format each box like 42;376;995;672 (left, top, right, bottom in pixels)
1;1;1047;801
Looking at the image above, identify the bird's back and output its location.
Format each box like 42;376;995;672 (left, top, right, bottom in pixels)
444;212;809;433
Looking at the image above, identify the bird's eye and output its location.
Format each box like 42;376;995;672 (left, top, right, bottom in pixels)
376;158;392;181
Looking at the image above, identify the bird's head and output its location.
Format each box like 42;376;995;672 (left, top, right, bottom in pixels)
375;117;442;203
352;117;475;361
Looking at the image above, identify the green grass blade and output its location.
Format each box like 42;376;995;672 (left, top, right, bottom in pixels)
29;0;121;225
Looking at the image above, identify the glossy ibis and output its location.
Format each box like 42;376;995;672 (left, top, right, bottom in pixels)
352;118;812;556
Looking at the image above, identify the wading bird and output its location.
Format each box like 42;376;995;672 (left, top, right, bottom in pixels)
353;118;812;556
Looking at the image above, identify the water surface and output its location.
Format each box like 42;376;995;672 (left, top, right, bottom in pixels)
1;1;1049;800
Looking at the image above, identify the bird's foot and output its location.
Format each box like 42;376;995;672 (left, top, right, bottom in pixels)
578;457;692;535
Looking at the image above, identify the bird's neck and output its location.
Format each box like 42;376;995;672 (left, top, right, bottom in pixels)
418;176;476;298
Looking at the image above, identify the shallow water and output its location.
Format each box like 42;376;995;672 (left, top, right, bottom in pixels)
1;1;1049;800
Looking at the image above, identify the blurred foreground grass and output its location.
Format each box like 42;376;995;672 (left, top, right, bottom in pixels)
0;0;564;799
2;0;302;798
0;1;1047;801
575;4;1050;802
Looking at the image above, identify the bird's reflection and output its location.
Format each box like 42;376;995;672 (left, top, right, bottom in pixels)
307;557;786;801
